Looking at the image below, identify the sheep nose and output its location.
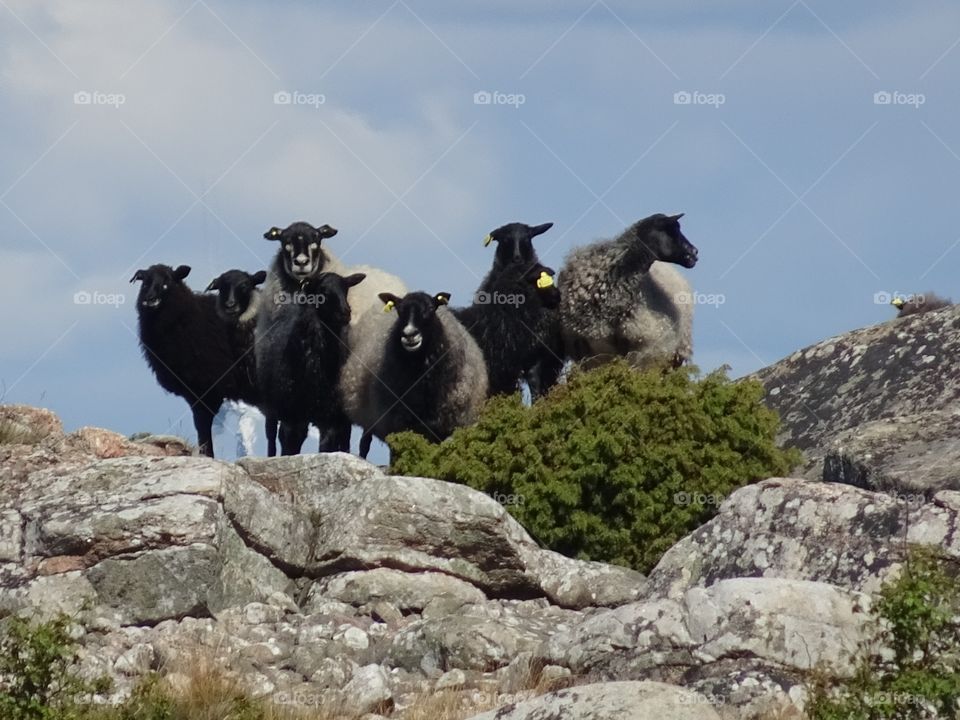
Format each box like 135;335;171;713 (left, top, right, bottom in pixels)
295;253;309;266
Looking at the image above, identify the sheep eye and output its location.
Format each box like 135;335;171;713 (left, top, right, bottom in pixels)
308;242;318;251
285;244;293;252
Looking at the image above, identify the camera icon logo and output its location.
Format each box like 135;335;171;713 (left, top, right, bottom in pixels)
673;91;692;105
473;90;492;105
274;91;292;105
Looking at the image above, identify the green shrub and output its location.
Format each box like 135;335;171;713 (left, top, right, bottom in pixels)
807;548;960;720
389;360;800;572
0;613;110;720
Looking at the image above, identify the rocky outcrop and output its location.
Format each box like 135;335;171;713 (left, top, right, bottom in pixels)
2;404;957;718
753;305;960;493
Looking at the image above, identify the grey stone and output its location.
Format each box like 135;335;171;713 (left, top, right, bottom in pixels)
466;681;722;720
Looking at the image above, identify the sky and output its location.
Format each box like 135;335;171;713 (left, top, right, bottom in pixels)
1;1;958;459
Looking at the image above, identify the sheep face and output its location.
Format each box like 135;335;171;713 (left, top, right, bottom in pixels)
527;264;561;309
379;291;451;354
130;264;191;311
301;272;366;327
264;221;338;282
206;269;267;321
485;222;553;268
640;214;698;269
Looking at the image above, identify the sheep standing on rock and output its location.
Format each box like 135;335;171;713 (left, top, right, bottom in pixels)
131;264;245;457
891;293;953;318
340;291;488;459
257;271;366;456
205;269;267;404
454;261;562;396
559;213;699;370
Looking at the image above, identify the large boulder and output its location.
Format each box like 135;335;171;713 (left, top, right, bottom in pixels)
648;478;960;598
753;305;960;493
466;681;723;720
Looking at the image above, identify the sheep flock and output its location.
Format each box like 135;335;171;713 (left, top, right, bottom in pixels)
132;214;701;459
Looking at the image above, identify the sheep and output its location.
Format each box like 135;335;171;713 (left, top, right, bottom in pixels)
340;291;488;460
559;213;699;370
205;269;267;405
256;271;366;456
891;292;953;317
131;264;246;457
478;221;563;397
453;262;563;396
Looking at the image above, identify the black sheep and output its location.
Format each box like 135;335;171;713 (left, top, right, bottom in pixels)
205;269;267;406
131;264;244;457
474;221;564;397
454;262;563;397
256;271;366;456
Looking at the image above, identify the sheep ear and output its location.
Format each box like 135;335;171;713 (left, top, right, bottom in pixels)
434;292;451;307
251;271;268;286
483;233;494;247
379;292;401;312
264;227;282;240
130;269;146;283
530;222;553;238
318;224;338;239
344;273;366;288
174;265;191;281
668;213;685;222
204;278;219;292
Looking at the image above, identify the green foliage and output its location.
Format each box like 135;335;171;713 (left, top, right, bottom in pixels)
0;613;110;720
807;547;960;719
389;360;800;572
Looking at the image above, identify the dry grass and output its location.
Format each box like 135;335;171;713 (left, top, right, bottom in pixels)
0;417;45;446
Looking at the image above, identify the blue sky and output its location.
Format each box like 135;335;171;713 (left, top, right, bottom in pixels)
1;1;958;458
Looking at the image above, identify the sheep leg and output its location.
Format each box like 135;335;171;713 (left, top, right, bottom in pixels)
279;421;308;455
359;429;373;460
265;414;278;457
191;402;218;458
317;422;351;453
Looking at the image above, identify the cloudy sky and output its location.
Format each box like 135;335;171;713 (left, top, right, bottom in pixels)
1;1;958;457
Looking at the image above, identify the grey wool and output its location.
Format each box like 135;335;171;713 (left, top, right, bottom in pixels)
340;292;488;459
559;213;699;370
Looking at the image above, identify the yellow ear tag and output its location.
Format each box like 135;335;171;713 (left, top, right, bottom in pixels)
435;294;449;306
483;234;493;247
383;300;396;312
271;229;280;237
536;271;554;289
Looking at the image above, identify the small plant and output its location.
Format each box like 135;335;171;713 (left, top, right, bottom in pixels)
389;360;800;572
0;418;45;446
807;547;960;719
0;613;110;720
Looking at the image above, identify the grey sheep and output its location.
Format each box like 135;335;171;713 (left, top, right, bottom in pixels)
340;291;488;459
559;213;699;370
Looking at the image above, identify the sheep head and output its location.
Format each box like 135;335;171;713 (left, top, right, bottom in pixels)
205;269;267;321
635;213;698;269
380;291;451;354
484;221;553;270
264;221;338;282
130;264;191;311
